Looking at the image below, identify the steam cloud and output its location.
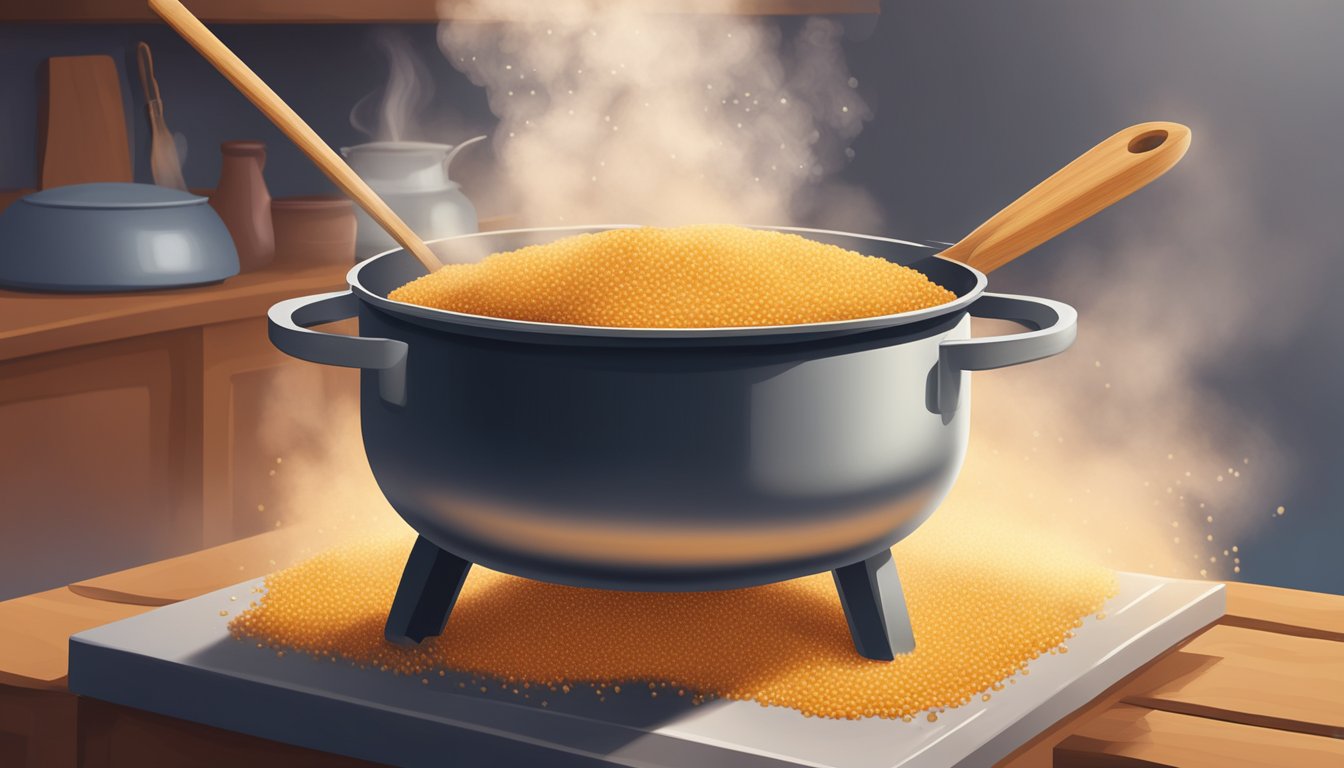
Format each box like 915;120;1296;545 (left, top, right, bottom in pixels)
351;30;435;142
265;10;1303;587
436;0;878;228
943;127;1307;580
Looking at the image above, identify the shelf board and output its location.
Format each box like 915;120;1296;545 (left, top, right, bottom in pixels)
0;262;350;364
4;0;880;24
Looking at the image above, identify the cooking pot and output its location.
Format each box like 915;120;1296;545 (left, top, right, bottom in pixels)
0;182;239;292
269;225;1076;659
149;2;1178;659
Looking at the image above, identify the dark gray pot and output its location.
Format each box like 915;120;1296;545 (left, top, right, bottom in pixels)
268;226;1076;659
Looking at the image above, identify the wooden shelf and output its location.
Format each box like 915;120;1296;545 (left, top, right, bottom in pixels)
0;262;350;364
1055;704;1344;768
3;0;880;24
0;212;518;363
995;582;1344;768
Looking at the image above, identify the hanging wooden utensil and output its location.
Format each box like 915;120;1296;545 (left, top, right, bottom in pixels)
39;55;134;189
136;42;188;191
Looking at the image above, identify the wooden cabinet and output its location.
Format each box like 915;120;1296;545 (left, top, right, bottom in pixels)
0;331;203;599
0;264;354;601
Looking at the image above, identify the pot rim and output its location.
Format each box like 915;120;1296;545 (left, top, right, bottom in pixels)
18;182;207;210
347;225;988;341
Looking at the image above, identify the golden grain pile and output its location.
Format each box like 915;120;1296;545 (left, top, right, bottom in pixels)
388;225;956;328
230;514;1114;721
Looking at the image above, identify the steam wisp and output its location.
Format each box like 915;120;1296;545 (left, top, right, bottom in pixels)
946;143;1303;580
436;0;876;228
350;30;435;142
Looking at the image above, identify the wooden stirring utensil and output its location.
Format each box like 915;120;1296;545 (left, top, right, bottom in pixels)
136;42;188;191
148;0;443;273
939;122;1191;273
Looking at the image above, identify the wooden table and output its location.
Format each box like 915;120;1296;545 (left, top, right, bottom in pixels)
0;531;1340;767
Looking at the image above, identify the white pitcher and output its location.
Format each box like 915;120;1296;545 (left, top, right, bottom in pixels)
340;136;485;260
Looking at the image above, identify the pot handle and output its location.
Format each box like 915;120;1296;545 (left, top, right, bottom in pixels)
936;292;1077;416
268;290;408;405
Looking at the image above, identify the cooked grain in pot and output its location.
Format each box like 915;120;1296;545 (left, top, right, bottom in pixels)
388;225;957;328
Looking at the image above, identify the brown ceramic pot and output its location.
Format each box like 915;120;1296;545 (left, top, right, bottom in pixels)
271;196;357;265
209;141;274;272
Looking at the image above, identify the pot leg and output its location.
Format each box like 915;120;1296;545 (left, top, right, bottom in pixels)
831;549;915;660
384;535;473;646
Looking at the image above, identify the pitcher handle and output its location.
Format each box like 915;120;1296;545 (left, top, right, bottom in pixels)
443;135;487;178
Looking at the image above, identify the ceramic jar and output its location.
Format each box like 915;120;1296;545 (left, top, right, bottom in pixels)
271;196;357;266
209;140;274;272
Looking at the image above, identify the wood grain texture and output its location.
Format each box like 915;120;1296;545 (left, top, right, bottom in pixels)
151;0;443;273
1224;581;1344;642
40;56;133;189
67;527;314;606
1055;703;1344;768
1122;623;1344;739
0;589;150;689
0;262;348;363
993;619;1218;768
939;122;1190;273
0;0;880;23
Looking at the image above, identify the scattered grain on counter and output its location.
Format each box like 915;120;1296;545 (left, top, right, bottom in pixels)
387;225;957;328
231;512;1114;721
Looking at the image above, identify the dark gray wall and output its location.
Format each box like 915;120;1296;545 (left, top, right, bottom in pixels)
847;0;1343;595
2;0;1341;595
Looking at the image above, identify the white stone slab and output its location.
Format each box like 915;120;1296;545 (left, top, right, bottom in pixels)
69;572;1223;768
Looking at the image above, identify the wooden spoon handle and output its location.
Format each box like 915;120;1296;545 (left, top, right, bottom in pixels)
148;0;442;273
939;122;1190;273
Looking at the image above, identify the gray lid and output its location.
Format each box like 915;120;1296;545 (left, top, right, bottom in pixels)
22;182;207;210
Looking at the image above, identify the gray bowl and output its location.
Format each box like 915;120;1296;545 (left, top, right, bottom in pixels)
0;182;239;292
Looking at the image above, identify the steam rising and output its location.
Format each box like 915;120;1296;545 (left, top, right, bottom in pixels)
351;30;434;142
253;364;405;544
436;0;876;227
262;12;1301;589
945;137;1303;580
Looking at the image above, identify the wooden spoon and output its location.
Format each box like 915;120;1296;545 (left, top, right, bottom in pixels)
939;122;1191;273
149;0;443;273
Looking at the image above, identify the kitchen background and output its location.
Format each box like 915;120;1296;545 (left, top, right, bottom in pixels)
1;0;1340;599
